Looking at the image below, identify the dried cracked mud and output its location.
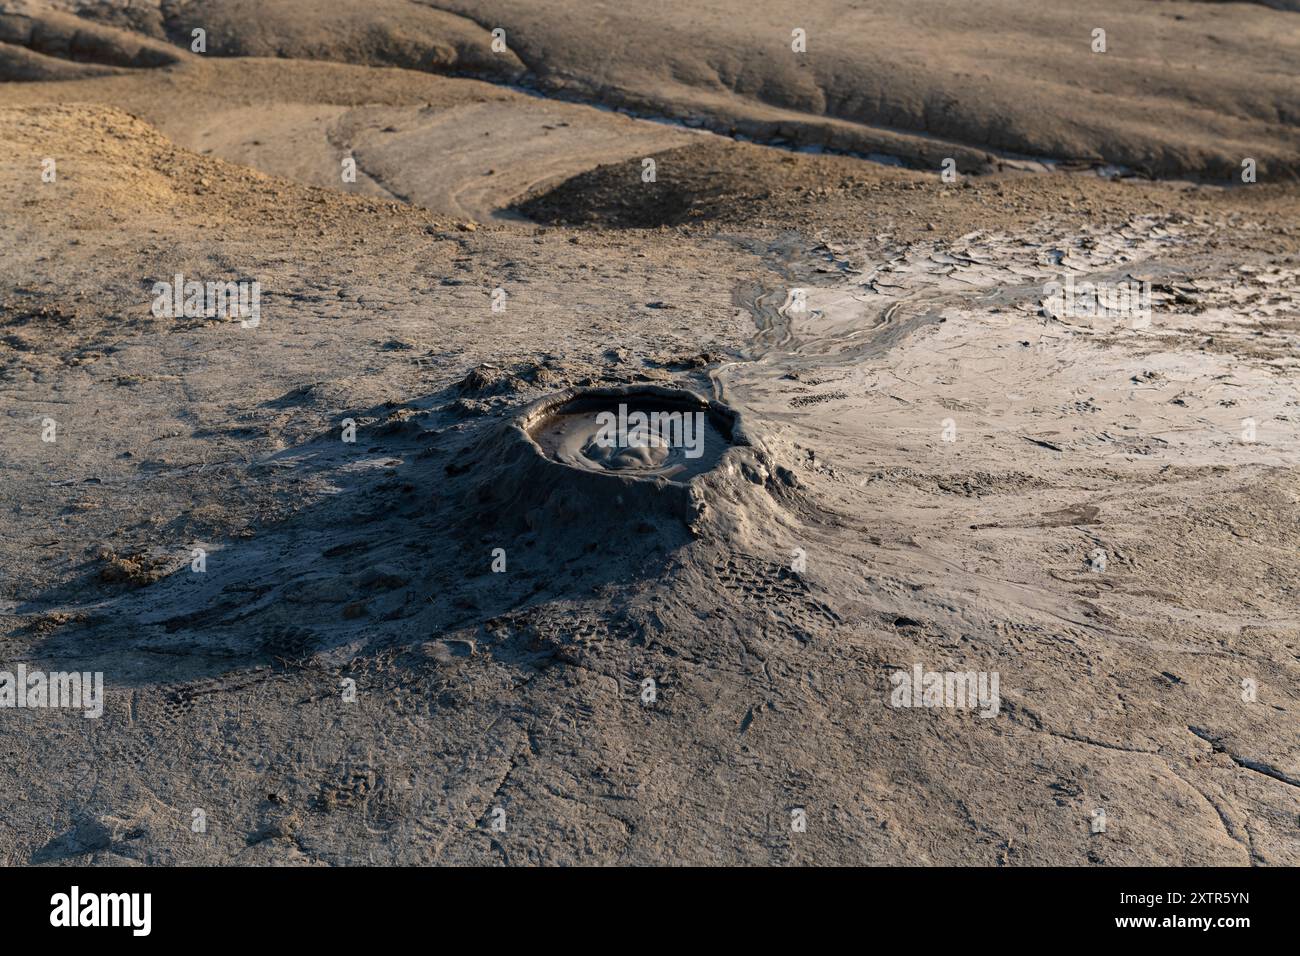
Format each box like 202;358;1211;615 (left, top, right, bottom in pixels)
0;0;1298;866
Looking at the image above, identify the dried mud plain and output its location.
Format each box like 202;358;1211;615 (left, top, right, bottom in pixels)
0;1;1298;865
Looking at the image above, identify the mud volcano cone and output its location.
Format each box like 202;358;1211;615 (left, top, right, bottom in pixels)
466;385;765;538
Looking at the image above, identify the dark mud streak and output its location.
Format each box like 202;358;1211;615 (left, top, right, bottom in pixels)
1189;726;1300;789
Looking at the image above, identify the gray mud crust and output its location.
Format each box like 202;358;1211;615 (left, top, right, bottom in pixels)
1;2;1298;867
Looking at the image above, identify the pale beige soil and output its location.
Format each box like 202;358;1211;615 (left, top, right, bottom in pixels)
17;0;1300;178
0;1;1297;866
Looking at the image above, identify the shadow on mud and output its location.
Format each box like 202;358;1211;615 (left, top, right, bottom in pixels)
22;374;698;691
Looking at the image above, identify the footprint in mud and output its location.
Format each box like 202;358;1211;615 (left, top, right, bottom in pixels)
1002;625;1097;676
158;685;200;724
260;625;320;668
115;667;296;770
312;767;379;813
304;765;412;838
330;643;473;718
311;765;410;835
483;605;638;665
114;724;158;769
712;554;841;644
112;681;222;767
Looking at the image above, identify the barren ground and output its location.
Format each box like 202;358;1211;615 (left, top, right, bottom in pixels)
0;1;1297;865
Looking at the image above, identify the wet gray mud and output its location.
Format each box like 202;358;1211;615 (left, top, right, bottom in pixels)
526;385;739;482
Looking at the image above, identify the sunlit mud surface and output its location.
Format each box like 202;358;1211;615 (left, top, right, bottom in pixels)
0;1;1298;867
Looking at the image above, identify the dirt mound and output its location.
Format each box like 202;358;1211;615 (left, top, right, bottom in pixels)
60;0;525;79
512;137;1300;242
462;384;787;537
513;139;916;228
0;103;442;232
0;4;181;79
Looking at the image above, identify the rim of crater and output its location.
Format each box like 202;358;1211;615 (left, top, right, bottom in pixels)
510;383;754;485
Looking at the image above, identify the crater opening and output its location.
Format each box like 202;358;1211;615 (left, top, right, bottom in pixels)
520;386;741;483
464;384;772;542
